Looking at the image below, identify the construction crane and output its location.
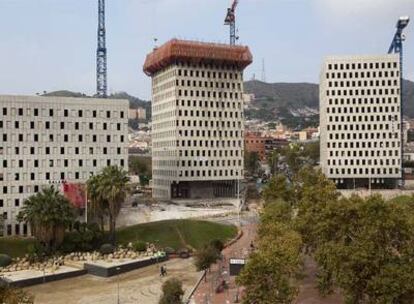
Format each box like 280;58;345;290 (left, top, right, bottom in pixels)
388;16;410;186
224;0;239;45
96;0;107;98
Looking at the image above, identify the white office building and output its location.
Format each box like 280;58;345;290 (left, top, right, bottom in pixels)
0;95;129;236
143;39;252;200
320;54;402;189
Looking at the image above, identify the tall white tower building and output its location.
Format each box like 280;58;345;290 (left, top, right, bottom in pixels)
144;39;253;200
320;54;402;189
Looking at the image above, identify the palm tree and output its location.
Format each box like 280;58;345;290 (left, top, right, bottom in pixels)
86;174;108;231
89;166;129;244
17;187;75;252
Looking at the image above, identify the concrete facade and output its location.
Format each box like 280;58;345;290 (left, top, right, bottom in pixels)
320;54;402;189
0;95;129;236
144;40;252;200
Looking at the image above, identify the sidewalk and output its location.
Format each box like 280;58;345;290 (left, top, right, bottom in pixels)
190;222;257;304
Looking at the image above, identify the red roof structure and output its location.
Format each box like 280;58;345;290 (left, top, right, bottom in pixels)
143;39;253;76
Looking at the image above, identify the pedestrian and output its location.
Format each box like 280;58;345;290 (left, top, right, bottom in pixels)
160;265;164;277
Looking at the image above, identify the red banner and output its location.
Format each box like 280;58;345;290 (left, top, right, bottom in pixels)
63;183;86;209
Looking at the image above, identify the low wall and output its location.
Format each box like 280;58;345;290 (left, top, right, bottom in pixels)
0;269;87;288
84;256;168;277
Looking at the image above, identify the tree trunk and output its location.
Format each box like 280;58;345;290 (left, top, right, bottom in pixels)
109;213;116;245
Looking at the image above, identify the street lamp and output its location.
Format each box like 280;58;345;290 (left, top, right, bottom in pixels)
116;267;121;304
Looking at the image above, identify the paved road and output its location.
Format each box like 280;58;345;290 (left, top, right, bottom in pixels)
25;258;201;304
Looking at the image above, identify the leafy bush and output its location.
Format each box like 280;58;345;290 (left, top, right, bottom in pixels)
132;241;147;252
60;223;104;253
0;254;12;267
27;242;47;263
100;243;114;255
163;247;175;255
159;278;184;304
194;245;220;271
210;239;224;252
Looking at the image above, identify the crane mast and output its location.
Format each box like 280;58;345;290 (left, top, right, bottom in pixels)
224;0;239;45
388;16;410;186
96;0;107;98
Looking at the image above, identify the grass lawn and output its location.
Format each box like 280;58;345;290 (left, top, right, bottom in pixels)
0;237;36;258
0;220;237;257
116;219;237;250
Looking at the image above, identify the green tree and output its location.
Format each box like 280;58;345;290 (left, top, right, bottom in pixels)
0;286;34;304
262;175;293;205
194;245;221;272
312;195;414;303
159;278;184;304
17;187;75;252
87;174;108;231
129;156;152;185
244;151;260;175
95;166;129;244
302;141;320;164
268;150;280;175
237;218;302;304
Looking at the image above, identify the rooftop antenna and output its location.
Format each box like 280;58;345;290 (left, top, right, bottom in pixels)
261;58;266;82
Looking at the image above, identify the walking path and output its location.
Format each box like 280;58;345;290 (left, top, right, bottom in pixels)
190;220;257;304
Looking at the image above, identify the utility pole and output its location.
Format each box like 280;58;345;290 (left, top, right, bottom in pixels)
97;0;108;98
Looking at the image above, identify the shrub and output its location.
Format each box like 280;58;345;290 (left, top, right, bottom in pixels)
159;278;184;304
132;241;147;252
60;223;104;253
0;254;12;267
210;239;224;252
164;247;175;255
100;243;114;255
194;245;220;271
27;242;47;263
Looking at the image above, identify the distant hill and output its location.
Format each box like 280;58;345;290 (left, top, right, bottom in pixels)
109;91;151;120
244;79;414;122
43;90;88;98
43;90;151;130
43;90;150;117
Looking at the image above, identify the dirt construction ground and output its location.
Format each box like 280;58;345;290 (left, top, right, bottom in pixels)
25;258;201;304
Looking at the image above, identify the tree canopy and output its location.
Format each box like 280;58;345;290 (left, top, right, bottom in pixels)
17;187;75;251
241;166;414;303
87;166;129;244
159;278;184;304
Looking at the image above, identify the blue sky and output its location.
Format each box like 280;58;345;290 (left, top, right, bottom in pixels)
0;0;413;100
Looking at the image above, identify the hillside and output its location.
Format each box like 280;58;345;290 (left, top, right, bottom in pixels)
42;90;150;118
244;79;414;122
